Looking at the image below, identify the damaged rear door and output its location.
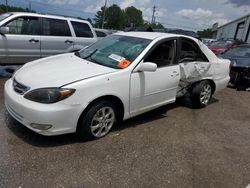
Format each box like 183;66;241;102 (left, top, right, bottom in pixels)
177;37;212;96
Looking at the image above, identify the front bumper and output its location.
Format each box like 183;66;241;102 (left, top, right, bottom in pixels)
4;79;83;136
230;67;250;89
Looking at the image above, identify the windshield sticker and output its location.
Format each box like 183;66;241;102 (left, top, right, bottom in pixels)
117;59;131;69
108;54;125;62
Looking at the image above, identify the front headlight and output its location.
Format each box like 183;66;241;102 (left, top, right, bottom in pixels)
24;88;75;104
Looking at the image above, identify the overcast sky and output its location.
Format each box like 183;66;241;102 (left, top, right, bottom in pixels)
4;0;250;30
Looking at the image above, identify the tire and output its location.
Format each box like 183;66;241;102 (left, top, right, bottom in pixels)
190;81;212;108
77;100;117;141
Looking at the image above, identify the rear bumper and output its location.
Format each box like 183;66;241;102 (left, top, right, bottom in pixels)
4;79;83;136
214;76;230;92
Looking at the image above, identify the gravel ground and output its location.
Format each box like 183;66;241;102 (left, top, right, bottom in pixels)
0;78;249;188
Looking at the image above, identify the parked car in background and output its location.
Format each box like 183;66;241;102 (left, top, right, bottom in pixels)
201;38;216;46
208;39;244;55
94;28;114;38
219;44;250;90
0;12;98;64
5;32;230;140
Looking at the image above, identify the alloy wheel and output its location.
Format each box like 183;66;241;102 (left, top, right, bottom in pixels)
90;107;115;138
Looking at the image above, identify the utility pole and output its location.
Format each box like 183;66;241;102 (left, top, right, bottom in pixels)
151;5;156;24
5;0;8;12
101;0;107;29
29;1;32;12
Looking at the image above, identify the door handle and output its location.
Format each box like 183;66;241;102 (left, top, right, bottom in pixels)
29;39;39;43
65;40;73;44
171;71;180;77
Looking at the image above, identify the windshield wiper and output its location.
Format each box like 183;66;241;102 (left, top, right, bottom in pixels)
82;49;98;59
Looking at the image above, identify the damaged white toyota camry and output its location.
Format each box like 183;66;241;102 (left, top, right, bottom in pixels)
5;32;230;140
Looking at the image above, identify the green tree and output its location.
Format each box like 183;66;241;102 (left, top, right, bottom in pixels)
86;18;93;26
124;6;143;27
0;7;4;14
0;4;35;13
105;4;124;30
94;6;105;28
143;21;165;29
197;28;213;38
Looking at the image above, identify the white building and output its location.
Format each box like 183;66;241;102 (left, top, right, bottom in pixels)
216;14;250;42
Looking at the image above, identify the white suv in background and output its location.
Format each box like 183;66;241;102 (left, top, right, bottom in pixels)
0;12;98;64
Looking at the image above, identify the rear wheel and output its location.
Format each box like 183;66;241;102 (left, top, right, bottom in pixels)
77;101;117;140
190;81;212;108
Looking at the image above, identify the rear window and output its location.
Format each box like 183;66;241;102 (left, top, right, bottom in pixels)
42;18;71;36
71;21;93;38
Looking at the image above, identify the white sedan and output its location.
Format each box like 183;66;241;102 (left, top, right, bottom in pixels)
4;32;230;140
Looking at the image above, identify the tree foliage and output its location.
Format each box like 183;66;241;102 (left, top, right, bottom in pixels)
95;4;147;30
105;4;124;30
0;7;4;14
124;6;143;27
143;21;165;29
197;28;213;38
0;4;35;13
94;6;105;28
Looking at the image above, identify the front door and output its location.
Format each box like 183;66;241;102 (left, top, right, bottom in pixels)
130;39;180;116
1;16;41;64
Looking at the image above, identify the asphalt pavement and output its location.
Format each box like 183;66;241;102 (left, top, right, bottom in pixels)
0;78;249;188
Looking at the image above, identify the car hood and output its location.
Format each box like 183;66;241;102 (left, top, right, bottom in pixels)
219;55;250;68
14;53;118;88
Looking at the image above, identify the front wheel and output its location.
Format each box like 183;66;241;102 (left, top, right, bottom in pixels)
77;101;117;140
190;81;213;108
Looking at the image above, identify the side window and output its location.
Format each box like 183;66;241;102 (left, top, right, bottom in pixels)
95;30;107;37
5;17;40;35
144;40;176;68
42;18;71;36
180;39;208;62
71;21;93;38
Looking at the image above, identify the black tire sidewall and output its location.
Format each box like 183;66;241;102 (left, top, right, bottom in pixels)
191;81;212;108
77;100;117;140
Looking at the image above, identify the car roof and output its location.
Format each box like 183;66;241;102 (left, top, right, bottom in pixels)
8;12;89;23
115;31;193;40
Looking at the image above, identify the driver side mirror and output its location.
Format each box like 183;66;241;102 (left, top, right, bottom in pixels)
0;27;9;35
137;62;157;72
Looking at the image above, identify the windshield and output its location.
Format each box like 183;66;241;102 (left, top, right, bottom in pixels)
0;13;12;22
224;46;250;57
210;40;232;47
78;35;151;69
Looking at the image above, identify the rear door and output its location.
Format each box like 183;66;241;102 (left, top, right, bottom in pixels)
70;21;97;50
40;18;73;57
178;37;211;81
0;16;41;64
130;39;180;116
